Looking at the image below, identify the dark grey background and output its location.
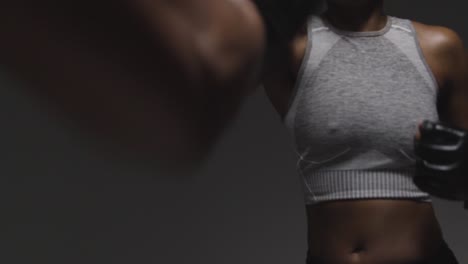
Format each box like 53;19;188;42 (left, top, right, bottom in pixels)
1;1;467;263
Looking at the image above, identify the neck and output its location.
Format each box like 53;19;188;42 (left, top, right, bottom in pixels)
324;1;386;32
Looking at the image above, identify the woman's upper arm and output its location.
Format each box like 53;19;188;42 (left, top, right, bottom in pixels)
130;0;266;92
415;23;468;129
440;30;468;129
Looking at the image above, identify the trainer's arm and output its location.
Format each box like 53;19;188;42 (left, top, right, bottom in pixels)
0;0;266;169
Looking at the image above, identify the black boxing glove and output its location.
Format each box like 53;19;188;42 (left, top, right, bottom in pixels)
254;0;325;43
414;121;468;207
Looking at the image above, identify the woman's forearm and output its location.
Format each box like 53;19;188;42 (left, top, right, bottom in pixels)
0;0;266;169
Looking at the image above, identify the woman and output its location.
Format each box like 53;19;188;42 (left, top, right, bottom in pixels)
262;0;467;263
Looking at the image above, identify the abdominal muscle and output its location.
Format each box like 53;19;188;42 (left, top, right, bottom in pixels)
305;199;444;264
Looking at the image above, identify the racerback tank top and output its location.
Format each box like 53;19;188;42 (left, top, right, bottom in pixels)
284;16;439;205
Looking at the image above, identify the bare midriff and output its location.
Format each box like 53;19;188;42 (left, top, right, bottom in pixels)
306;200;444;264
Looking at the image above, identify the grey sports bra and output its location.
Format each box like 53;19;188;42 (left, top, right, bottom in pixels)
284;16;438;204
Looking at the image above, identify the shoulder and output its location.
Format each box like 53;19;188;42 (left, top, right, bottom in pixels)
411;21;465;63
411;21;465;86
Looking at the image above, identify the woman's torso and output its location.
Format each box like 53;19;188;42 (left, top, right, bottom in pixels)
305;200;443;263
263;15;446;263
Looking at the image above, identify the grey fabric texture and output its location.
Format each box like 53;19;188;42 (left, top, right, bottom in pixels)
284;16;438;205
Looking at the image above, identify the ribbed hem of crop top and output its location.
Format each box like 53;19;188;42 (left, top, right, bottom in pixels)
300;169;432;205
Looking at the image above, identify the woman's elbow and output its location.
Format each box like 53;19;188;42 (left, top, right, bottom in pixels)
195;4;266;92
